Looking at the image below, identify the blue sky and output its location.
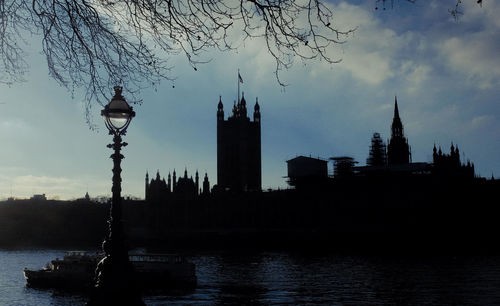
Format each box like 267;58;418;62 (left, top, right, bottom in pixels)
0;0;498;200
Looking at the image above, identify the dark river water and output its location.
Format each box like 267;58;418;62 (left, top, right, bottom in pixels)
1;249;500;305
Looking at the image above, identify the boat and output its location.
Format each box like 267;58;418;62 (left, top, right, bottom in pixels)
23;251;197;292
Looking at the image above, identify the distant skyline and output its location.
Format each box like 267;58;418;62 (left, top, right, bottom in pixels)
0;0;499;200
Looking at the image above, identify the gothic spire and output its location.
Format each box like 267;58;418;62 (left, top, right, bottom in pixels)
241;91;246;104
218;96;223;109
232;100;237;117
394;96;400;119
240;92;247;117
387;96;411;165
391;96;403;138
254;97;261;123
217;96;224;121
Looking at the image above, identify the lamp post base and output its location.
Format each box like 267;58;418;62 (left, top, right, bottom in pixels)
87;253;144;305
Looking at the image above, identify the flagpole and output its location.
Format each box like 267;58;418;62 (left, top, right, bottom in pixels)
238;69;240;103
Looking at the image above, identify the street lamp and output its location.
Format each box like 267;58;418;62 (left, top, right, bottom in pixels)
102;86;135;136
88;86;143;305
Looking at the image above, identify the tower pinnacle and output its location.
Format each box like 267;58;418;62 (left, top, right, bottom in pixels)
394;96;400;119
391;96;403;138
388;96;410;165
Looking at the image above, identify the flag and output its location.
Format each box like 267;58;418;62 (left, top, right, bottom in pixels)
238;73;243;83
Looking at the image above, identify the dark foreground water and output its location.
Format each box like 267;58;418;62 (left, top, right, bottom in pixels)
1;249;500;305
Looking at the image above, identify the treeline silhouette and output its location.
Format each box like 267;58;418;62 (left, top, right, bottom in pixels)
0;199;108;248
1;178;499;253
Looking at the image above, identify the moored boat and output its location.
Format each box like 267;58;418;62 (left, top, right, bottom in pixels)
24;251;196;292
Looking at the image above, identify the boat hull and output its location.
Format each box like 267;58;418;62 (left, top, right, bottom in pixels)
24;253;197;292
24;269;93;290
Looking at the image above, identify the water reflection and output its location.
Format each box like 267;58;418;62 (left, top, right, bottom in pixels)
188;253;500;306
1;250;500;305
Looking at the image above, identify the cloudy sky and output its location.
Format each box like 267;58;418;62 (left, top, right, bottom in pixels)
0;0;498;200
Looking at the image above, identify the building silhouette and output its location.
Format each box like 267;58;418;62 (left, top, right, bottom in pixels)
387;97;411;165
122;94;490;252
286;156;328;186
217;93;261;191
145;169;209;203
145;171;168;203
175;168;199;197
30;194;47;201
332;96;475;180
432;143;475;179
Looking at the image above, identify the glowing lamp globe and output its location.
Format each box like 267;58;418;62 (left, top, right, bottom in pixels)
102;86;135;134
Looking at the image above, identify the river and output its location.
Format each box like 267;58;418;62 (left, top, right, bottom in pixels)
1;249;500;305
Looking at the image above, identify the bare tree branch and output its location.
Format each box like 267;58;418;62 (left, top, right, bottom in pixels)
0;0;355;120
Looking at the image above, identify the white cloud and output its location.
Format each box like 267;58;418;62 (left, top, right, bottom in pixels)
378;103;393;112
434;1;500;89
326;3;396;85
341;50;394;85
400;61;432;92
468;114;495;130
461;0;500;29
439;34;500;89
296;2;434;89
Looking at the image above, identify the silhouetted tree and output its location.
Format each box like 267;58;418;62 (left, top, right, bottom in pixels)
0;0;354;122
367;132;387;167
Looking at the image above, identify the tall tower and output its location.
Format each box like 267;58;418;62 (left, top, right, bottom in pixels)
145;171;149;200
195;170;199;195
203;172;210;195
217;93;261;191
172;169;177;192
387;97;411;165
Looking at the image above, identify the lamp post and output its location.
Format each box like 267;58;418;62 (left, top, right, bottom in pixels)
88;86;143;305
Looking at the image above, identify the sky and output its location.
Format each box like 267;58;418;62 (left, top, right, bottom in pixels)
0;0;499;200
